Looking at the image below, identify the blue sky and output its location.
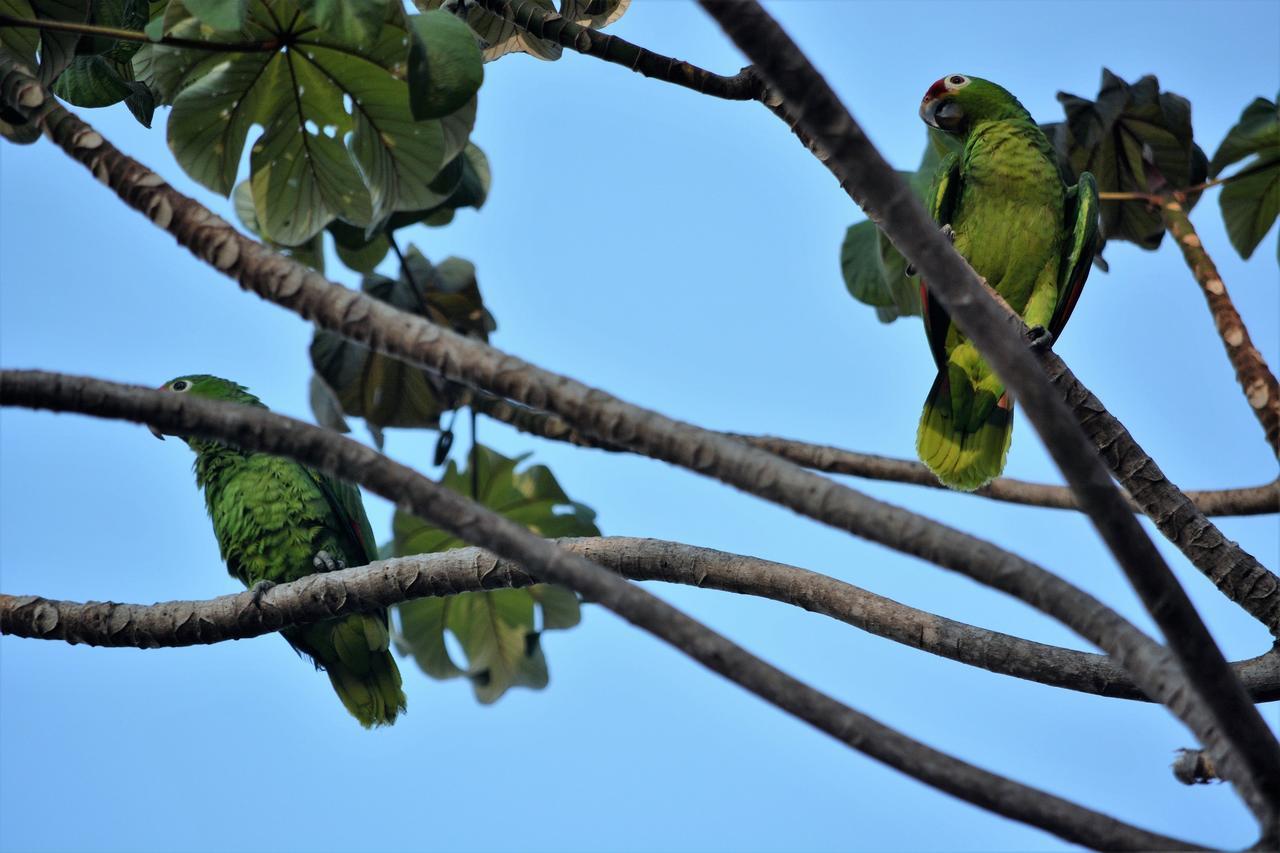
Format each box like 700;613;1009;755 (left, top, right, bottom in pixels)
2;2;1277;850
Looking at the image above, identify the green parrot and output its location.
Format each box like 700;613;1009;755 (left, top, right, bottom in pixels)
914;74;1101;491
154;375;406;727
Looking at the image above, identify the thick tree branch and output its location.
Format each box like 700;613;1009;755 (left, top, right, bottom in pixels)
1161;196;1280;458
0;371;1199;851
695;3;1280;832
471;392;1279;516
0;61;1266;827
5;534;1278;706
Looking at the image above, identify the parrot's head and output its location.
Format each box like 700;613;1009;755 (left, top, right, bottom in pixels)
920;75;1031;136
149;375;264;440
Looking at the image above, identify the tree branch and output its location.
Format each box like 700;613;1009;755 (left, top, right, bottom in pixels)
5;534;1278;706
1;60;1268;827
1160;195;1280;458
469;0;764;100
694;3;1280;833
470;392;1279;516
0;371;1199;852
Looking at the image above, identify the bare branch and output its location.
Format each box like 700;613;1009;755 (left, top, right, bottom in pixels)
469;0;763;100
5;534;1278;706
0;371;1199;851
1161;195;1280;458
694;3;1280;831
0;61;1265;826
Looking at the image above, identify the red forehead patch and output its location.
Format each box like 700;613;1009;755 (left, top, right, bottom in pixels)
924;78;948;101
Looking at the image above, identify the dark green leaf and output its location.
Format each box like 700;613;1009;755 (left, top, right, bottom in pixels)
298;0;387;44
30;0;89;86
1219;157;1280;260
1053;68;1207;249
51;54;132;106
392;444;598;703
1210;96;1279;177
310;244;494;433
83;0;148;59
407;10;482;120
308;374;351;433
328;220;389;272
182;0;246;31
121;78;155;126
0;0;41;69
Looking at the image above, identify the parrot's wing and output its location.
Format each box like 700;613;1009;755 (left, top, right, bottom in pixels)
1049;171;1101;340
308;468;379;567
921;152;963;373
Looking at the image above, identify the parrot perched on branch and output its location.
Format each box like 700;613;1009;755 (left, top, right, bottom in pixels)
915;74;1100;491
154;375;406;727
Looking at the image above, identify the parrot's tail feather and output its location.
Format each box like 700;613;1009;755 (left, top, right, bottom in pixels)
322;614;407;728
916;374;1014;492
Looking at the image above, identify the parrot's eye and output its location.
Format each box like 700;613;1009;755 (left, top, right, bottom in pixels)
949;75;966;86
171;380;191;392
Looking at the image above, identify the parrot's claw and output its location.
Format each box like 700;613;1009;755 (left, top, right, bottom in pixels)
1026;325;1055;351
313;550;346;573
248;579;276;607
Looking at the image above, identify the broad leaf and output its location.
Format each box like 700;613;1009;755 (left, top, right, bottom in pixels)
392;444;598;704
839;137;950;322
298;0;388;44
182;0;246;31
29;0;89;86
407;10;482;120
0;0;41;68
1048;68;1207;249
50;54;132;106
309;244;495;436
153;0;478;245
1210;95;1280;260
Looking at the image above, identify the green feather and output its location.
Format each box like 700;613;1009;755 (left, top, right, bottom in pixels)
914;76;1100;490
158;374;407;727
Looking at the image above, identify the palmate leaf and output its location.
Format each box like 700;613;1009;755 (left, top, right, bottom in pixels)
150;0;480;245
1210;95;1280;261
391;444;599;704
840;134;953;322
414;0;629;62
1046;68;1207;250
309;244;495;439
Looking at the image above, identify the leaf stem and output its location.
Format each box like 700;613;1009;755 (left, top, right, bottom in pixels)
0;13;280;53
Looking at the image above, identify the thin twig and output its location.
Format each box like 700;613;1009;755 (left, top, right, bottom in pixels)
0;371;1198;852
694;1;1280;833
1160;195;1280;458
0;14;280;53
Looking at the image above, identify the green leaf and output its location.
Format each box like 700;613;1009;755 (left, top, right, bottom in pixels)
299;0;387;45
50;54;132;106
1210;95;1280;177
1219;158;1280;261
155;1;477;245
83;0;148;59
30;0;89;86
328;220;389;273
309;244;495;433
0;0;41;69
121;78;155;126
1053;68;1208;249
183;0;246;31
407;10;482;120
391;444;598;703
309;374;351;434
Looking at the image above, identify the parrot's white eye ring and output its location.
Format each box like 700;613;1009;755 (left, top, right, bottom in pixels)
945;74;969;90
171;380;192;392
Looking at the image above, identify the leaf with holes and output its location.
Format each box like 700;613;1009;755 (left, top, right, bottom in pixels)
1211;95;1280;261
1047;68;1207;249
391;444;598;703
309;244;494;434
154;0;478;245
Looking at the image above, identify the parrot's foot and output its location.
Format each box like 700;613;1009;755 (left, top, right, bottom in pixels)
1026;325;1055;351
248;579;276;607
905;225;956;277
313;550;346;573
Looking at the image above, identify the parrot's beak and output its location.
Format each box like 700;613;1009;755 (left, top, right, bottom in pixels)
921;97;964;132
920;97;938;127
